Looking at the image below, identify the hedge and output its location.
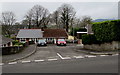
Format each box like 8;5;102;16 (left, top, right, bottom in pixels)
92;20;120;43
82;34;99;45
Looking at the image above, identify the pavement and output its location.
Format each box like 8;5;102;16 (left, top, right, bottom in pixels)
2;44;37;63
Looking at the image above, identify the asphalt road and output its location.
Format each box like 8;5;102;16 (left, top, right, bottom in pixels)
2;55;118;73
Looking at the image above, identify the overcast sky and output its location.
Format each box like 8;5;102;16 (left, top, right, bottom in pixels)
1;2;118;22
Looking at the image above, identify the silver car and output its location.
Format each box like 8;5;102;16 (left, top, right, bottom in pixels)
37;39;47;46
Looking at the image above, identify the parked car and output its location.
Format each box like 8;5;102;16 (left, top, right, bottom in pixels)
37;39;47;46
57;39;66;46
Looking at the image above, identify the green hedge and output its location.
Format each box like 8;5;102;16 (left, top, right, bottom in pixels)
92;20;120;43
82;34;99;45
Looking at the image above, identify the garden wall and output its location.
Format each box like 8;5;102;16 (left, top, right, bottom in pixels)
2;42;28;55
2;46;24;55
84;41;120;51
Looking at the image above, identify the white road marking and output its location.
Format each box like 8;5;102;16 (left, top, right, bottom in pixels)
8;62;17;65
100;55;108;56
62;57;71;59
57;53;71;59
34;60;44;62
86;55;97;58
0;63;4;66
74;56;84;59
21;60;31;63
48;59;58;61
112;54;119;56
57;53;64;59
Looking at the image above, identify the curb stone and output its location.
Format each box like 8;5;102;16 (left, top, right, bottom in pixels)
75;49;118;55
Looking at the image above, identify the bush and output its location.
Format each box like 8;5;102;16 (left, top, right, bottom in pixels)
10;36;16;40
13;40;19;45
92;20;120;43
82;34;99;45
13;40;24;46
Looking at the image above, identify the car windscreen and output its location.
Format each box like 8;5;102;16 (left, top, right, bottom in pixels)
38;40;45;42
58;39;65;41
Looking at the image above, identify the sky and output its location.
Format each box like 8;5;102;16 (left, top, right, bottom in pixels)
0;0;119;22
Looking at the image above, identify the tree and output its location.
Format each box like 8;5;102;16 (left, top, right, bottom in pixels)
25;9;33;29
1;11;16;25
74;18;81;28
40;10;50;28
1;11;16;37
80;16;92;28
52;10;60;28
58;4;76;32
27;5;50;28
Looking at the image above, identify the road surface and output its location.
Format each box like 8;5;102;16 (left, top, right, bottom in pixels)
2;55;118;73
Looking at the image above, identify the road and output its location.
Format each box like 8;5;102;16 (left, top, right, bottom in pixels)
2;55;118;73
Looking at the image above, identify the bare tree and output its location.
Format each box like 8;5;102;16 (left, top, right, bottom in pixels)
58;4;76;32
1;11;16;36
40;9;50;28
25;9;33;29
1;11;16;25
80;16;92;28
75;18;81;28
29;5;50;28
52;10;60;28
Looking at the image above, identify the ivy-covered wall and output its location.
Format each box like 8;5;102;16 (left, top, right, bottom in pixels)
82;20;120;45
92;20;120;43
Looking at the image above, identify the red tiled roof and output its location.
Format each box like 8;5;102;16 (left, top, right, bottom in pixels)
20;29;40;30
43;29;68;38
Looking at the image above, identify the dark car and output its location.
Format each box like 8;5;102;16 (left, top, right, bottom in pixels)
37;39;47;46
57;39;66;46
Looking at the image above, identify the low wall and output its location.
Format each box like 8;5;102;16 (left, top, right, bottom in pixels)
2;46;24;55
84;41;120;51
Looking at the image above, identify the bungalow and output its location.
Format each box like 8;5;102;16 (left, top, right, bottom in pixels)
77;24;94;39
16;29;68;44
16;29;43;44
43;29;68;44
0;35;13;47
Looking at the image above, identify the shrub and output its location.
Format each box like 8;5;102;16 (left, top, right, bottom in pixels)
92;20;120;43
10;36;16;39
13;40;19;45
82;34;99;45
13;40;24;46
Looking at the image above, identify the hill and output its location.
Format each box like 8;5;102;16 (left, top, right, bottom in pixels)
93;19;115;22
